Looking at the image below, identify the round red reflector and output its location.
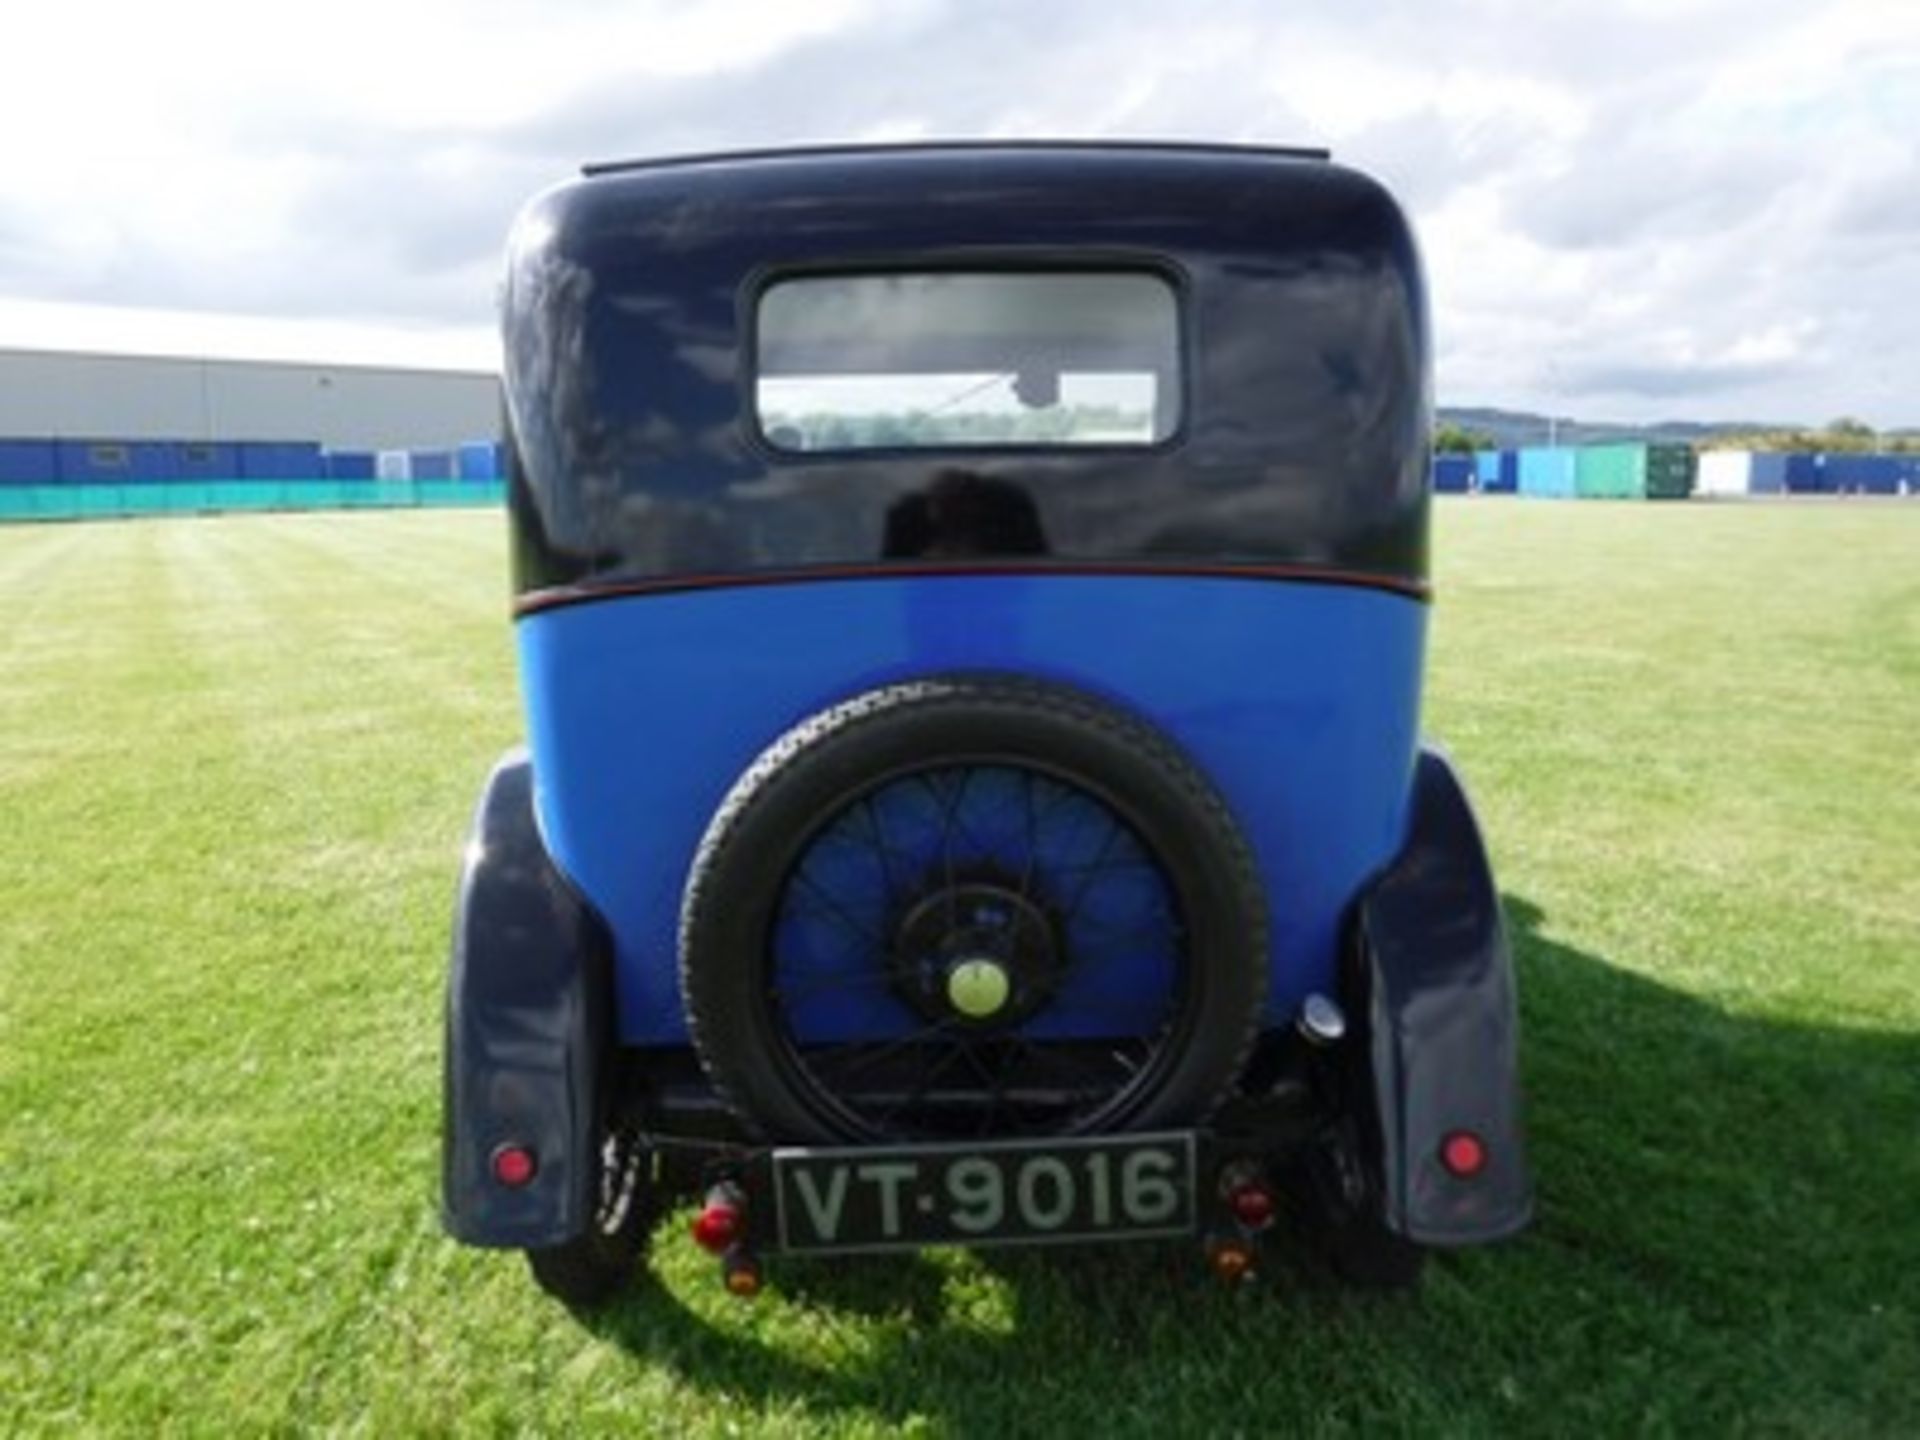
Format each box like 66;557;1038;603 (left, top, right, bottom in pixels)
691;1204;743;1254
490;1144;537;1188
1441;1131;1487;1178
1228;1182;1277;1230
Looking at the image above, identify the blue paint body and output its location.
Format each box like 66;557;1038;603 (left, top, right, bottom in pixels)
0;440;57;485
517;576;1427;1047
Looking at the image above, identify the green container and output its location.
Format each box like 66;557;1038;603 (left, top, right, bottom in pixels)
1645;444;1696;499
1575;444;1646;499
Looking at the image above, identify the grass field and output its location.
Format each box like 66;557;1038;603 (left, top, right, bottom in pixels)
2;502;1916;1436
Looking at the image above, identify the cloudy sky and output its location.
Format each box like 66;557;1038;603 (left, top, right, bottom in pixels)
2;0;1915;426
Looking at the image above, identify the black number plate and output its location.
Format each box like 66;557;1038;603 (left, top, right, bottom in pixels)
771;1132;1197;1254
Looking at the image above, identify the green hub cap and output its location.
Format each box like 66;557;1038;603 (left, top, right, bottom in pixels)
946;958;1012;1019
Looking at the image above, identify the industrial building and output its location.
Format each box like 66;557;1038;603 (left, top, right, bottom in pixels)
0;347;497;450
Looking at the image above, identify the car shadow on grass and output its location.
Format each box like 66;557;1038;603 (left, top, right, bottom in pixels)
577;894;1920;1434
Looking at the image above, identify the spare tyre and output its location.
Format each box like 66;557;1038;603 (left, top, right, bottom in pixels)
679;676;1269;1145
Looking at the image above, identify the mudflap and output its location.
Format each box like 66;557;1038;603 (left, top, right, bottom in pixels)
1344;745;1533;1246
441;748;614;1249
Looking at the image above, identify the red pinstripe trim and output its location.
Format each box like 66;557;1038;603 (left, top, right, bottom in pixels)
513;561;1429;617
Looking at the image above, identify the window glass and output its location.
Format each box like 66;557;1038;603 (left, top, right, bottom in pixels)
757;272;1179;452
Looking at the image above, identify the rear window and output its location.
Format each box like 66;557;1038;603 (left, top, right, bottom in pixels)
755;271;1180;452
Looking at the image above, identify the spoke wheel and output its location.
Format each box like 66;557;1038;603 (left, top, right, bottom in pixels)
680;677;1269;1145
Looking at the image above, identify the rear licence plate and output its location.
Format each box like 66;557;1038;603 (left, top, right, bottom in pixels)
771;1131;1197;1254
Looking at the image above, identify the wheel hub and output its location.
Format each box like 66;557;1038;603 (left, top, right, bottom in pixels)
945;957;1011;1018
893;879;1058;1026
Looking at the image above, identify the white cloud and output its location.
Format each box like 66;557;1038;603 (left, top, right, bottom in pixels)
1;0;1916;426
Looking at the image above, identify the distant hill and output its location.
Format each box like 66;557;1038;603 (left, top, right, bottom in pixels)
1439;406;1920;451
1437;407;1769;449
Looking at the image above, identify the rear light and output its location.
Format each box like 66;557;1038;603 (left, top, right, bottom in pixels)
1227;1180;1277;1231
1208;1236;1256;1284
490;1143;537;1189
1440;1130;1487;1178
691;1185;746;1254
723;1253;763;1298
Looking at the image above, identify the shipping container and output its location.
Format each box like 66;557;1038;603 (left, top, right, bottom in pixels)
456;440;501;481
0;439;58;485
1783;453;1831;494
1517;446;1577;499
375;449;412;482
1471;449;1518;492
325;450;377;481
237;441;325;480
1696;450;1751;497
1644;443;1695;499
1432;455;1473;493
1574;444;1644;499
1824;454;1903;495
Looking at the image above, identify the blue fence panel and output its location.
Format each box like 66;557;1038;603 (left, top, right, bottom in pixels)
409;448;456;481
1432;455;1473;493
456;441;500;481
1518;446;1577;498
0;440;58;485
325;450;377;481
173;441;241;480
56;440;180;483
237;441;325;480
1895;455;1920;495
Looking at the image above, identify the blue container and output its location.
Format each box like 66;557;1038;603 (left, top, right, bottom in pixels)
1824;454;1902;495
56;440;178;484
410;448;456;481
325;450;377;481
1479;449;1519;493
1748;452;1787;495
456;441;501;481
1783;453;1830;494
0;439;58;485
1432;455;1473;493
237;441;325;481
1517;446;1577;498
173;441;241;480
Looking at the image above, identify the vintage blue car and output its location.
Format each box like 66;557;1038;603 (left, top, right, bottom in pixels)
442;141;1531;1305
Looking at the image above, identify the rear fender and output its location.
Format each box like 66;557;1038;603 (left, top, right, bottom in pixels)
441;749;612;1248
1345;746;1532;1246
